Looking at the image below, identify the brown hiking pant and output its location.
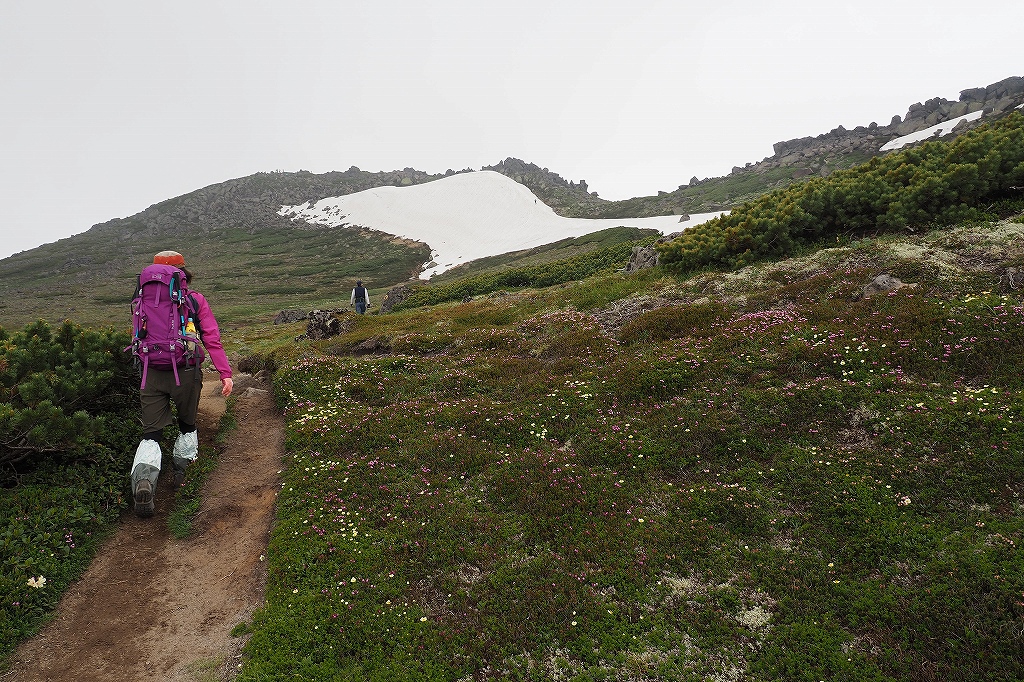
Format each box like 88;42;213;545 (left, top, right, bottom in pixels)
139;366;203;432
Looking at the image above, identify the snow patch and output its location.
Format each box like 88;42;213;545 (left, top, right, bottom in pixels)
279;171;723;278
880;110;984;151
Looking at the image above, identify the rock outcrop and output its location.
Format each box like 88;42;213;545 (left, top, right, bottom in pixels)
481;158;608;217
859;274;915;299
758;76;1024;180
624;245;659;272
297;309;352;340
623;232;684;272
380;284;415;313
273;309;307;325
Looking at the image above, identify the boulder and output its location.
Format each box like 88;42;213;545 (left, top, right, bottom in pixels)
895;118;922;136
960;87;987;102
860;274;914;299
986;76;1024;100
624;245;659;272
273;309;307;325
951;117;972;134
299;309;347;340
380;284;415;313
992;96;1018;114
352;336;391;355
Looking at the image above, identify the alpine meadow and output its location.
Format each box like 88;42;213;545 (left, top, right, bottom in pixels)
2;92;1024;680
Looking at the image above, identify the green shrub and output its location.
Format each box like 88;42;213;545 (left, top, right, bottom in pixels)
0;320;138;659
0;320;136;472
658;112;1024;273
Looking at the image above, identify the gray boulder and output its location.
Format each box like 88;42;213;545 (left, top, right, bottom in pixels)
860;274;913;299
352;336;391;355
299;309;349;340
625;245;659;272
992;96;1017;114
273;309;307;325
380;284;414;313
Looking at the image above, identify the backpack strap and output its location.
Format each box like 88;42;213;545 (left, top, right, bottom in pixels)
188;293;202;337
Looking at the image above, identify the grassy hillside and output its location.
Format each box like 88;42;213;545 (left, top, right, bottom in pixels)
0;223;430;331
429;226;659;283
4;192;1024;679
233;212;1024;681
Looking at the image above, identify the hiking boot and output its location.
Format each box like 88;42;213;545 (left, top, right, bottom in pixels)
173;470;186;489
134;479;154;517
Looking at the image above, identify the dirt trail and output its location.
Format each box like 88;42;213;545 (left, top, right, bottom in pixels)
7;371;283;682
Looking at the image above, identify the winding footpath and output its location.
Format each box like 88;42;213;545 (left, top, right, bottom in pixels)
7;372;283;682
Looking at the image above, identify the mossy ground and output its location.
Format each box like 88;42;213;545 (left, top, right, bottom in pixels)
239;218;1024;680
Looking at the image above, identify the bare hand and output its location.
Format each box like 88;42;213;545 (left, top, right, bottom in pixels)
221;377;234;397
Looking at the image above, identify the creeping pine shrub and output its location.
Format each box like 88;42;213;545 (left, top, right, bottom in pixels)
0;320;138;658
658;112;1024;273
0;320;136;471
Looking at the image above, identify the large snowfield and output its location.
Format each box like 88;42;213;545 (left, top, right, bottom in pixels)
279;171;723;278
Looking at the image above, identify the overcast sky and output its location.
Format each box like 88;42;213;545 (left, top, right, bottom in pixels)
1;0;1021;260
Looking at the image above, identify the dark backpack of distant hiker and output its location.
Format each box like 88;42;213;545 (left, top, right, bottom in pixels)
354;283;367;303
126;263;204;389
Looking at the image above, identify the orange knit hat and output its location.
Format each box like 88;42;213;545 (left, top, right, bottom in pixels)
153;250;185;266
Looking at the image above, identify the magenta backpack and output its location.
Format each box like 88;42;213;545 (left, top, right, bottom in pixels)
126;263;205;389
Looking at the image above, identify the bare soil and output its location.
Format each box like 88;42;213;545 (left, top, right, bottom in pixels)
7;371;283;682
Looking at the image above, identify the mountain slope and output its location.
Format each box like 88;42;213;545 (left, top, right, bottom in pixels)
2;76;1020;331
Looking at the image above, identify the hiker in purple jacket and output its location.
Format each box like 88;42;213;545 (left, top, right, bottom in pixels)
129;251;233;517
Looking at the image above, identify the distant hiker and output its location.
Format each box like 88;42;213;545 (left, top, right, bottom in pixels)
126;250;233;517
351;280;370;314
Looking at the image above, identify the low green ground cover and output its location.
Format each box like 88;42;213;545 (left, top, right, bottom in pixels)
241;231;1024;680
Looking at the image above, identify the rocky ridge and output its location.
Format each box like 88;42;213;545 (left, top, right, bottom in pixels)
80;160;601;249
481;158;608;217
586;76;1024;220
739;75;1024;182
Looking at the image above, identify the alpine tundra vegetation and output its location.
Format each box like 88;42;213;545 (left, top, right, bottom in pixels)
241;221;1024;678
2;103;1024;682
